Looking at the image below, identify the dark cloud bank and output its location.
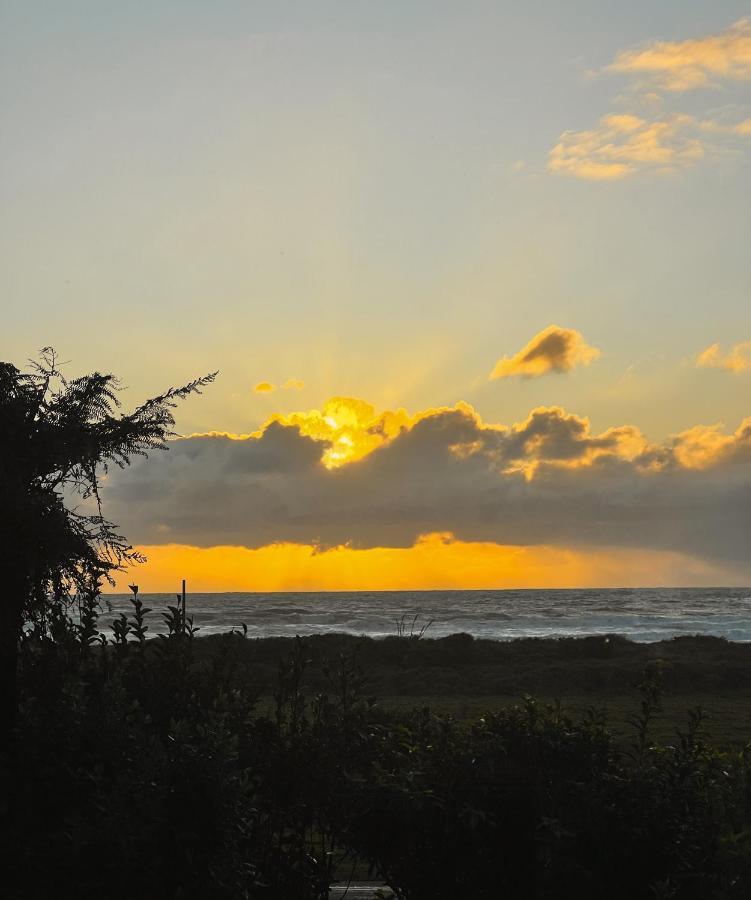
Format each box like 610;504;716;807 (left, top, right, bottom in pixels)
102;406;751;567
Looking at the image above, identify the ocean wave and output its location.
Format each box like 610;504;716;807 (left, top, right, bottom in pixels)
98;588;751;643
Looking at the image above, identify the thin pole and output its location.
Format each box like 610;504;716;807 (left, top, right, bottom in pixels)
181;579;186;632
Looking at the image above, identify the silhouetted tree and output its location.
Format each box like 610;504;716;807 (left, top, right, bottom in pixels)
0;348;215;740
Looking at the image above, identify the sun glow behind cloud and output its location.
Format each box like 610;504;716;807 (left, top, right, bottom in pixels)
267;396;415;467
109;393;751;593
113;395;751;590
189;394;749;477
216;396;482;468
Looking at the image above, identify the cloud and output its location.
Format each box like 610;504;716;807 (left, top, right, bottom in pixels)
102;397;751;568
254;378;306;394
698;117;751;137
608;18;751;92
696;341;751;373
489;325;601;379
549;21;751;180
671;420;751;470
548;113;705;180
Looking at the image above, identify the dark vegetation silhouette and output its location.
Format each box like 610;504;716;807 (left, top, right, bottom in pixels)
0;349;215;739
2;352;751;898
5;599;751;899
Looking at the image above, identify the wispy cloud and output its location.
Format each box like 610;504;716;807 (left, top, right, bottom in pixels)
608;18;751;92
549;20;751;180
489;325;601;378
696;340;751;373
254;378;306;394
698;116;751;136
549;113;705;180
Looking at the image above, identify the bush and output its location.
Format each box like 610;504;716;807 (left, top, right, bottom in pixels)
2;597;751;899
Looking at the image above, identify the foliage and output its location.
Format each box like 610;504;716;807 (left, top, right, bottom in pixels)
0;348;215;738
190;630;751;702
394;613;434;640
3;597;751;899
1;348;215;609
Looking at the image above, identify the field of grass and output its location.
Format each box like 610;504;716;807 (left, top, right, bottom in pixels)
378;692;751;749
199;630;751;749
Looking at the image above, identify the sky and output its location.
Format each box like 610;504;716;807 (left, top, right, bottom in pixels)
2;2;750;589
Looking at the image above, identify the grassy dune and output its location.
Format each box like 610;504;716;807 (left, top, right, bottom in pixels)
196;631;751;748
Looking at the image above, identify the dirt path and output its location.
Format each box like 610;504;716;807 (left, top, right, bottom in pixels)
329;883;390;898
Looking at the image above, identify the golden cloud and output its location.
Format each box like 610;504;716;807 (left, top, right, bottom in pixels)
548;113;705;180
550;21;751;180
188;396;750;476
254;378;306;394
264;396;486;468
107;398;751;569
671;423;737;470
696;341;751;373
490;325;601;379
608;18;751;91
497;409;652;480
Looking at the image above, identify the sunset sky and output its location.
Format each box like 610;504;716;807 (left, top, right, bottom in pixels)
2;2;750;589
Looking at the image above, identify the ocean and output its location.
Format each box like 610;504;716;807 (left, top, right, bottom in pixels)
101;587;751;643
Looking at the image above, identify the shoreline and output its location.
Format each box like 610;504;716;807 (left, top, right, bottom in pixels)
97;585;751;644
102;584;751;595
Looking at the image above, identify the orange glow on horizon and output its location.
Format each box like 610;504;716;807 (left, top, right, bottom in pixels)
107;533;742;593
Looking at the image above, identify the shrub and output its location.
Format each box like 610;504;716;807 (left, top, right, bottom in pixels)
3;597;751;899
